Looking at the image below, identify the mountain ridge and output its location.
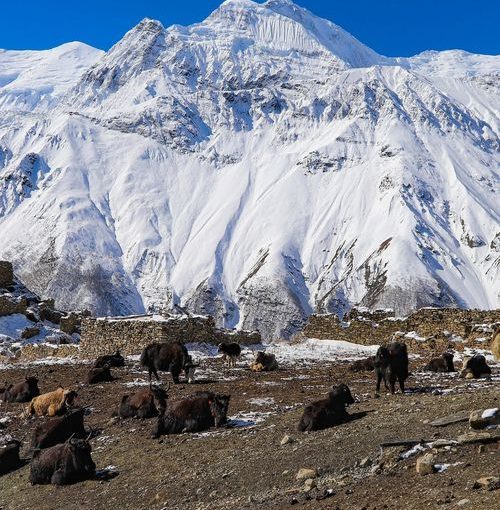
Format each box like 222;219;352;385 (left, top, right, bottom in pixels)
0;0;498;340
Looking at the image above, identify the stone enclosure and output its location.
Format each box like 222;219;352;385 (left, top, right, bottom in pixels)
301;307;500;350
79;314;261;358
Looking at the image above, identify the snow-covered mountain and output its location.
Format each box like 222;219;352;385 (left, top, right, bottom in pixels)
0;0;498;339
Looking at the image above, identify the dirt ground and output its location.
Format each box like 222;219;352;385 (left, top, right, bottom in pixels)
0;352;499;510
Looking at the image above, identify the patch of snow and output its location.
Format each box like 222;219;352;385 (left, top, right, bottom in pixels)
482;408;498;419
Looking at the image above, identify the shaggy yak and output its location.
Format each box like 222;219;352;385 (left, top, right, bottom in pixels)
250;352;278;372
0;376;40;403
31;408;88;449
218;342;242;368
140;342;198;383
0;438;22;475
86;364;114;384
375;342;409;394
94;350;125;368
30;437;96;486
118;384;169;419
298;384;355;432
26;388;78;417
425;352;455;373
460;354;492;379
349;356;375;372
153;391;230;437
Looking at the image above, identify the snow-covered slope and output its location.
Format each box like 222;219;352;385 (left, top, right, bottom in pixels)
0;0;498;339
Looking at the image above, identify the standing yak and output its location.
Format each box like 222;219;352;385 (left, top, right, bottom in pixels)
140;342;198;383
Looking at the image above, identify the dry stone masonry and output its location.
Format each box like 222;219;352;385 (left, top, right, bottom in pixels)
79;314;261;357
302;307;500;350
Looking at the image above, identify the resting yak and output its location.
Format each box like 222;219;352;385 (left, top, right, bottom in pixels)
118;384;168;419
30;437;95;486
298;384;355;432
460;354;491;379
0;376;40;403
94;350;125;368
31;408;88;449
153;391;230;437
140;342;198;383
26;387;78;417
0;438;22;475
425;352;455;373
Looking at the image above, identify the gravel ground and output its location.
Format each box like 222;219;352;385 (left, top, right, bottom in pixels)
0;352;499;510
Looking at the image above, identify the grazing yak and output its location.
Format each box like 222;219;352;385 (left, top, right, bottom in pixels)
298;384;355;432
94;350;125;368
491;327;500;362
349;356;375;372
250;352;278;372
30;437;96;485
32;408;87;449
26;387;78;417
375;342;409;394
425;352;455;373
86;364;114;384
218;342;242;367
140;342;198;383
0;376;40;403
153;391;230;437
118;384;168;419
460;354;491;379
0;438;22;475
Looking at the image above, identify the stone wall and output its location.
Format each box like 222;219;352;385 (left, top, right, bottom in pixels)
0;261;14;288
302;307;500;351
79;314;261;358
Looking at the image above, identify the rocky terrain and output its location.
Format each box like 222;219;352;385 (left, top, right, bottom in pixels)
0;345;499;510
0;0;498;339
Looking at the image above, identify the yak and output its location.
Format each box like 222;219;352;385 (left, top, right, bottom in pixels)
0;438;22;475
153;392;230;437
375;342;409;394
140;342;198;383
297;384;355;432
425;352;455;373
0;376;40;403
460;354;491;379
94;350;125;368
30;437;95;485
118;384;168;419
250;352;278;372
218;342;242;367
86;364;114;384
26;388;78;417
349;356;375;372
31;408;88;449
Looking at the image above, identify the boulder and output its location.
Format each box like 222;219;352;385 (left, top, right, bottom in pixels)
296;468;317;481
469;408;499;430
473;476;500;491
21;326;40;339
416;453;436;475
457;431;500;444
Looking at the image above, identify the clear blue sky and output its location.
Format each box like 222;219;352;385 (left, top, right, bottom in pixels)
1;0;498;57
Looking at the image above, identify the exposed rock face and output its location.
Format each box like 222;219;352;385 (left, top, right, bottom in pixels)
0;2;499;339
0;261;14;288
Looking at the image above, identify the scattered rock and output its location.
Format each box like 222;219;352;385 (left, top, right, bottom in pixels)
428;411;470;427
432;439;457;448
472;476;500;491
416;453;436;475
296;468;316;481
469;408;499;430
359;457;372;468
457;499;470;506
281;434;295;445
303;478;316;492
21;326;40;339
457;431;500;445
